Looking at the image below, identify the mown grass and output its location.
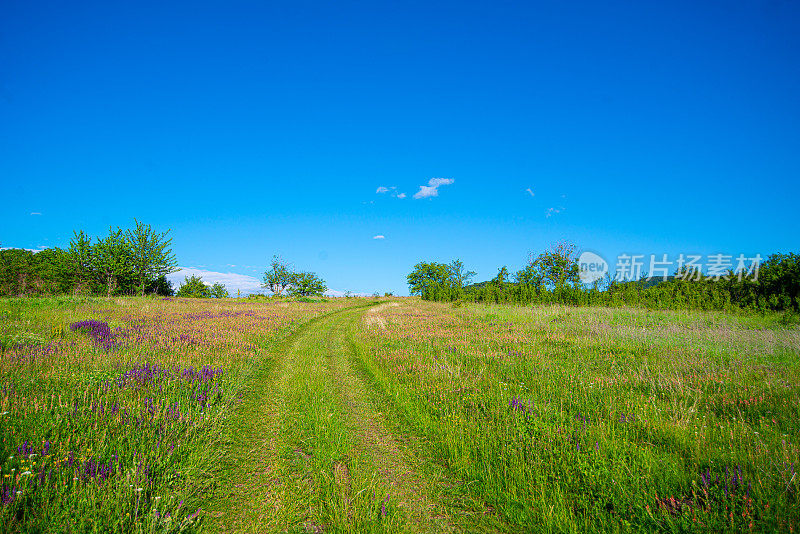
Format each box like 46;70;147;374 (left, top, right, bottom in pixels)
350;301;800;532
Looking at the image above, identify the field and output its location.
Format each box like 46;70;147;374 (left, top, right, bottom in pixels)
0;297;798;532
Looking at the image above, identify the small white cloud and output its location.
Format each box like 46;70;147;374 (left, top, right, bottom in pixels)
373;235;385;239
396;192;406;199
413;177;454;199
376;186;390;193
30;212;42;216
525;188;535;197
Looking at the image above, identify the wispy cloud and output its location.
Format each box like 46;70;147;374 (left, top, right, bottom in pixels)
413;177;454;199
167;267;264;295
372;235;385;239
525;188;535;197
376;186;407;199
545;206;565;218
30;212;42;216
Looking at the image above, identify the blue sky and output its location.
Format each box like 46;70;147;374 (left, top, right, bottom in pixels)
2;0;799;295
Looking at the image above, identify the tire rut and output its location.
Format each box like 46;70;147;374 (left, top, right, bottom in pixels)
325;311;454;532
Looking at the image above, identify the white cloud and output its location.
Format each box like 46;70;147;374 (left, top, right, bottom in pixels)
373;235;385;239
30;212;42;216
167;267;264;295
376;186;406;199
525;188;535;197
0;246;48;253
413;177;454;199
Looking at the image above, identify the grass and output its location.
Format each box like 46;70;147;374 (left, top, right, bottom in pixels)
350;302;800;532
0;297;798;532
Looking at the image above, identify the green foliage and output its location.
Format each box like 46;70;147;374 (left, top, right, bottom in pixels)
262;255;293;296
262;256;327;298
146;275;175;296
92;227;131;297
415;247;800;313
176;275;212;298
288;271;327;297
124;219;179;297
407;262;454;297
68;230;94;294
448;259;476;289
209;282;229;299
0;221;178;298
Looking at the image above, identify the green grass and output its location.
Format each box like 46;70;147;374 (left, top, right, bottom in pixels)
1;297;798;532
349;301;800;532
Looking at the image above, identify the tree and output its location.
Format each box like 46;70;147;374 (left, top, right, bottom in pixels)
448;259;476;289
491;266;510;286
524;242;580;290
68;230;94;294
32;247;72;294
209;283;229;299
262;255;293;296
288;271;327;297
146;275;175;296
407;261;452;295
124;220;178;296
176;275;211;298
92;227;131;297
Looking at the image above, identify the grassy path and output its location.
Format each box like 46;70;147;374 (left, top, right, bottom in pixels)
203;303;500;533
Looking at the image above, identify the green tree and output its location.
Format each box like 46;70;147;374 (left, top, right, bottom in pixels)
68;230;94;294
33;247;73;294
209;282;229;299
92;227;131;297
288;272;327;297
526;242;580;290
0;248;34;295
448;259;476;289
146;275;175;296
491;266;510;286
407;261;452;296
176;275;211;298
124;220;178;296
262;255;293;296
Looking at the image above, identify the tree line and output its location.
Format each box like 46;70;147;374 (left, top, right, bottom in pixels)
1;221;178;297
408;243;800;313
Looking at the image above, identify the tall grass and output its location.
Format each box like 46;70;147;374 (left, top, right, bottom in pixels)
350;301;800;531
0;296;349;532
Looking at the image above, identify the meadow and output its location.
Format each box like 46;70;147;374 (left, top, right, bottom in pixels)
0;297;798;532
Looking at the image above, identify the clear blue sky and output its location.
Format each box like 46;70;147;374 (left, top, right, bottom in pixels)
2;0;799;295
